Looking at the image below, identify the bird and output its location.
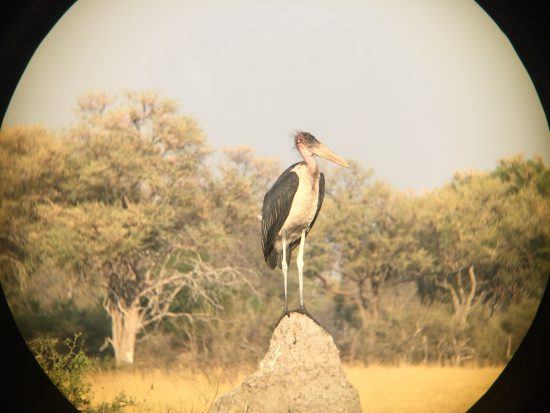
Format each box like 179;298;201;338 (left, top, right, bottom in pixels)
261;131;349;321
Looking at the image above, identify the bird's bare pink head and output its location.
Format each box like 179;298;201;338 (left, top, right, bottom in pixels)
294;131;349;168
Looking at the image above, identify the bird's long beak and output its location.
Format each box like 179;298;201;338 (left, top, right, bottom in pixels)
312;142;350;168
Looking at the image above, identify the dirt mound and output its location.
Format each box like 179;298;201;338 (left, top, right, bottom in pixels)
209;312;362;413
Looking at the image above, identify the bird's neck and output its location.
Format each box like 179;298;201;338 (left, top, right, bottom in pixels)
299;147;319;184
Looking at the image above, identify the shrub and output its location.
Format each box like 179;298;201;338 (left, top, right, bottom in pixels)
92;391;135;413
29;333;94;410
29;333;136;412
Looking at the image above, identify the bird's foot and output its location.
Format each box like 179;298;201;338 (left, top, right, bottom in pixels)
275;304;291;327
293;305;324;329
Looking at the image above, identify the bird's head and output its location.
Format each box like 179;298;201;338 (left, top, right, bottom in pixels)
295;131;350;168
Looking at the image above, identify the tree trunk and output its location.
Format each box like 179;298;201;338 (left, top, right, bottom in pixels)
355;277;380;322
436;265;477;327
422;335;428;364
107;304;141;366
354;294;370;327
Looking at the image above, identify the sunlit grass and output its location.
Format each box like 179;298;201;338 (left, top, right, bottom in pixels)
87;364;503;412
346;364;502;413
88;368;246;413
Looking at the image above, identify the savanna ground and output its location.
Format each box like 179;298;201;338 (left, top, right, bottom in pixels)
88;364;503;413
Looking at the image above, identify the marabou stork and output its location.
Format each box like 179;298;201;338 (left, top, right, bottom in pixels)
261;131;349;320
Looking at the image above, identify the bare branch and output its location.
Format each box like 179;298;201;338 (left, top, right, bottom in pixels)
456;270;465;302
466;265;477;309
314;272;353;297
436;280;460;313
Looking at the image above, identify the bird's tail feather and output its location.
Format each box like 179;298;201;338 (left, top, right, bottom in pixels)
267;246;292;270
267;250;278;269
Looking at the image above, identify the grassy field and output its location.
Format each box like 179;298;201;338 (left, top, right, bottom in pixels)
88;364;502;413
345;365;502;413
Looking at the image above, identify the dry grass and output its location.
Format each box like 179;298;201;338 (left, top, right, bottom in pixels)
88;368;246;413
88;364;503;413
346;364;503;413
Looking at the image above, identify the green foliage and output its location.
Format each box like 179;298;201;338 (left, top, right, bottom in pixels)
28;332;136;412
16;299;110;356
29;333;94;410
492;154;550;196
91;391;135;413
28;91;211;278
0;125;69;293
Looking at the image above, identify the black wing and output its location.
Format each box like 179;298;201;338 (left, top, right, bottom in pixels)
307;172;325;235
261;162;301;266
288;172;325;252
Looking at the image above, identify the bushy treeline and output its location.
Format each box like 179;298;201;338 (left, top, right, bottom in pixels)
1;91;548;368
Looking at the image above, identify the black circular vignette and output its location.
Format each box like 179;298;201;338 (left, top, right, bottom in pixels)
468;1;549;411
0;1;548;412
468;283;550;412
1;289;78;412
2;3;79;412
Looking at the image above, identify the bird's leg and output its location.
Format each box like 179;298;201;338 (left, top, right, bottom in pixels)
293;229;323;327
297;229;306;310
275;236;290;327
281;234;289;317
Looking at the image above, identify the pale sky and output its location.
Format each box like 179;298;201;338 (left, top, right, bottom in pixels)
3;0;549;190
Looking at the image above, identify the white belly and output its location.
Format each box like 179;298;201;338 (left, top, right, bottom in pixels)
279;164;319;241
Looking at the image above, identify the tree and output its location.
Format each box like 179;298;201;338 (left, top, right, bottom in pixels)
311;162;431;323
28;91;244;365
491;155;550;300
0;125;69;297
492;154;550;196
204;146;280;268
415;172;506;326
417;167;549;325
